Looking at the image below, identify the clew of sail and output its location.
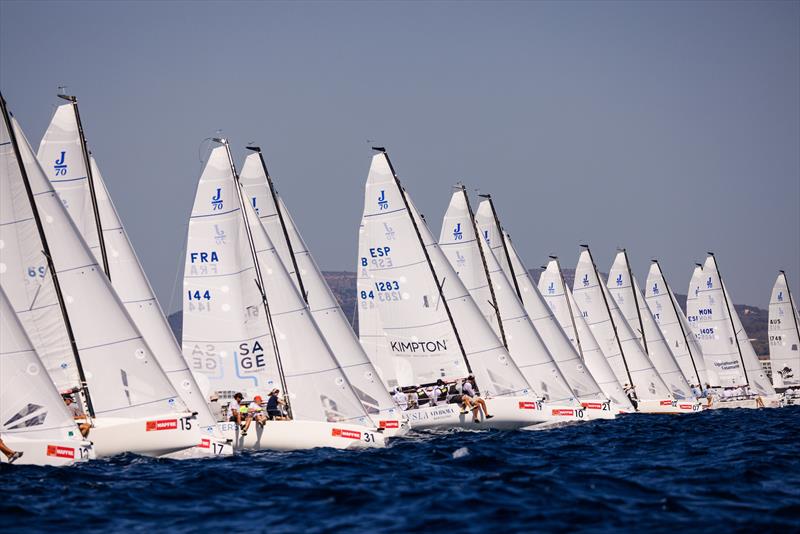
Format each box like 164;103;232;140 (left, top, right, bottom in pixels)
607;252;694;399
572;250;673;401
358;152;531;398
769;272;800;388
439;190;577;404
538;259;633;410
238;153;398;423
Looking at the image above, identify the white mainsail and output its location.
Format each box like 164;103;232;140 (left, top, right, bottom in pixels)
644;261;709;387
358;151;532;397
474;199;609;402
538;259;633;410
607;251;694;399
572;249;673;402
37;102;223;442
438;189;577;404
182;144;371;425
0;103;190;421
238;152;399;424
769;271;800;388
0;287;87;447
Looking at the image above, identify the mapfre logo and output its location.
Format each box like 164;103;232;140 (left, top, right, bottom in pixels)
145;419;178;432
379;420;399;429
552;409;575;417
47;445;75;459
679;404;694;410
331;428;361;440
518;401;538;410
582;402;603;410
660;400;673;406
199;438;211;449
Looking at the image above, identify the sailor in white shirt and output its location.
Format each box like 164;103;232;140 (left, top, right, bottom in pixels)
393;387;408;411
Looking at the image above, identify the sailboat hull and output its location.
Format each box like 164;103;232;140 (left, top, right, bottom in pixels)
217;420;387;451
0;435;94;466
159;434;234;459
636;399;703;414
705;394;784;410
90;412;201;458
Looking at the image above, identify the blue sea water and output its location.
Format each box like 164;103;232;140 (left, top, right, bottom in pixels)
2;406;798;533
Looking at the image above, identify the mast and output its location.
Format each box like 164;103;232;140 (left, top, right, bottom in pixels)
478;194;523;300
245;146;309;303
461;186;508;348
781;270;800;344
621;248;649;355
553;256;585;360
374;147;472;374
1;93;95;417
216;138;292;416
583;245;635;388
57;94;111;280
653;260;702;386
709;253;750;386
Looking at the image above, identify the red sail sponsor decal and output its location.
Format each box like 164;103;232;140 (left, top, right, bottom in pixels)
581;402;603;410
518;401;538;410
331;428;361;440
552;409;575;417
660;400;673;406
47;445;75;459
145;419;178;431
199;438;211;449
679;404;693;410
379;420;399;429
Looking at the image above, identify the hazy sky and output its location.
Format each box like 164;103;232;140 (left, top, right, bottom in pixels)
2;1;798;311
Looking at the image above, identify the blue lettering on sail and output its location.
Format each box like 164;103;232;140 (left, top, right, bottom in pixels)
582;274;590;287
190;251;219;263
213;224;227;245
778;291;784;302
251;197;259;215
383;222;395;240
453;223;463;241
616;274;623;287
652;283;659;295
483;230;490;244
54;151;67;176
378;190;388;210
547;282;555;294
706;277;713;289
211;188;223;210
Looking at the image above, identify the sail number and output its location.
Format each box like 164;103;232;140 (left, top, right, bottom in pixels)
188;290;212;300
361;280;402;302
27;266;46;278
375;281;400;291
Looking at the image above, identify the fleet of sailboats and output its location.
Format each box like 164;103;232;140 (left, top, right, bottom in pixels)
0;93;795;466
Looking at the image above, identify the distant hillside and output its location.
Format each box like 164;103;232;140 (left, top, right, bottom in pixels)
168;269;771;357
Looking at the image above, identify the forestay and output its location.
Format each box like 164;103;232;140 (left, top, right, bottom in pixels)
358;152;532;397
0;108;188;419
607;252;693;399
572;250;673;401
0;287;82;443
439;190;577;404
644;262;709;387
238;152;398;423
183;145;371;425
474;199;608;402
538;260;633;409
769;272;800;388
37;104;221;439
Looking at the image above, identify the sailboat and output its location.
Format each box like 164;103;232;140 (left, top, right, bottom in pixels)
0;93;200;457
0;287;94;466
358;148;554;430
768;271;799;402
439;187;603;422
36;96;231;457
606;250;698;404
182;139;385;450
572;247;694;413
537;258;634;412
473;197;618;418
644;260;710;390
686;254;781;408
237;148;403;433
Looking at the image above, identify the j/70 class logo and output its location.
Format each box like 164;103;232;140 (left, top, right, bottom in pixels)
211;188;223;210
54;151;67;176
378;190;388;210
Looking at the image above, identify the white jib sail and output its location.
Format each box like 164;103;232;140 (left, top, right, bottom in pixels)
358;152;532;397
474;199;608;402
183;145;371;425
37;104;220;438
238;153;398;423
538;260;633;409
607;252;694;399
0;287;84;443
0;111;188;419
644;262;709;387
439;190;577;404
769;272;800;388
572;250;673;401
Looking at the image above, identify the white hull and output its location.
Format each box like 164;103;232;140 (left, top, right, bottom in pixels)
160;434;234;459
705;394;784;410
0;435;94;466
637;399;703;414
580;400;619;419
218;420;386;451
91;412;201;457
